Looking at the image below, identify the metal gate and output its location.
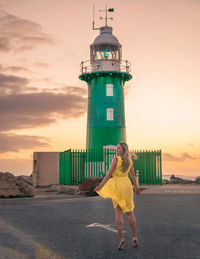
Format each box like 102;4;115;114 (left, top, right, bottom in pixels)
59;149;162;185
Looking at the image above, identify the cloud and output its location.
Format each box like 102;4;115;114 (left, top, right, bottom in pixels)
0;132;50;153
163;152;197;161
0;91;87;131
0;73;29;86
59;86;87;96
0;10;55;52
0;0;27;5
0;72;87;131
0;36;10;51
34;62;49;68
0;65;30;73
0;73;29;94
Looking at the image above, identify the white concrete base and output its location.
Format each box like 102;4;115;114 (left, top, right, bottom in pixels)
32;152;60;187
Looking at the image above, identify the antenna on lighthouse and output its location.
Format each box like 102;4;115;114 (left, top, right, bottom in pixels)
93;4;99;30
93;4;114;30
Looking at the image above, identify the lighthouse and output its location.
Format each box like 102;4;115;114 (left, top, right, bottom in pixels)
80;7;132;150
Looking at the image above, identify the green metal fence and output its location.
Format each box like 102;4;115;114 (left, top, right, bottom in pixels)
59;149;162;185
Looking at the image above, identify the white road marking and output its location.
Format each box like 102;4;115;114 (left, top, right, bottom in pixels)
86;223;126;233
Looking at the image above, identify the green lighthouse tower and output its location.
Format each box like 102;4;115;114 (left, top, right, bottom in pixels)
80;8;132;150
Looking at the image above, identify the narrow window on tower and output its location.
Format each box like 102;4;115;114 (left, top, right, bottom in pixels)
107;108;114;121
106;84;113;96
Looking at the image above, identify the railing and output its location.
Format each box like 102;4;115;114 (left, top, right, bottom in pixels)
59;149;162;186
80;60;132;74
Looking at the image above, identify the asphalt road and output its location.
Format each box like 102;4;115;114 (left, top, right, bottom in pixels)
0;193;199;259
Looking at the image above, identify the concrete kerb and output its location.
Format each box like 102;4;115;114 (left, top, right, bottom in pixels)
1;185;200;202
140;184;200;194
34;184;200;199
33;185;81;200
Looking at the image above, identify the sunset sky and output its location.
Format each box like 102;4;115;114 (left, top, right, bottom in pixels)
0;0;200;177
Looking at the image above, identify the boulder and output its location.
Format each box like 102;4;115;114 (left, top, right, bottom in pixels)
195;176;200;184
17;175;33;185
170;175;185;184
78;177;101;192
16;179;35;197
181;180;195;184
0;172;35;198
162;179;170;184
170;174;195;184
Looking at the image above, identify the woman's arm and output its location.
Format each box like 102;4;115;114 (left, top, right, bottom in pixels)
130;166;140;195
94;157;118;191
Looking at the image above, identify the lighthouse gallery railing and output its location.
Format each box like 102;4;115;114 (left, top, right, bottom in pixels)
80;60;132;74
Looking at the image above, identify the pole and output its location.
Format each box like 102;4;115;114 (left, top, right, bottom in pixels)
105;5;107;26
136;170;139;187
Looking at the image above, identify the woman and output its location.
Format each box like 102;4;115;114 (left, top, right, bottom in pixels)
94;142;140;250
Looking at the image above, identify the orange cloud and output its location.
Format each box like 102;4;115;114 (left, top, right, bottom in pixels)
163;152;197;161
0;10;55;52
0;133;50;153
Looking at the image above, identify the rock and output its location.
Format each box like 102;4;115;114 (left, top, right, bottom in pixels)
181;180;195;184
17;175;33;185
16;179;36;197
162;179;170;184
49;185;78;195
49;184;61;192
169;174;195;184
76;190;87;196
0;172;35;198
195;176;200;184
0;171;15;179
78;177;101;192
170;175;184;184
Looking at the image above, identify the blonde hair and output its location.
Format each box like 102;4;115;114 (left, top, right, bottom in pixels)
119;141;130;172
130;151;138;160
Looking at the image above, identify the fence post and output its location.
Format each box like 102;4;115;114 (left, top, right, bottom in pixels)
59;152;64;184
66;150;72;185
136;170;139;187
160;150;162;185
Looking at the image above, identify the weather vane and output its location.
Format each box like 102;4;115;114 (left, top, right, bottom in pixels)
93;4;114;30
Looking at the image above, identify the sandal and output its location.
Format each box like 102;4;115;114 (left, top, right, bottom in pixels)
132;238;138;247
118;239;125;250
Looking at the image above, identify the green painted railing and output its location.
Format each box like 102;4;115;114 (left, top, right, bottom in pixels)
59;149;162;185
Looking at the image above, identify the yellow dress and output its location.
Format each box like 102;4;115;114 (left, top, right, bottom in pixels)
96;156;134;213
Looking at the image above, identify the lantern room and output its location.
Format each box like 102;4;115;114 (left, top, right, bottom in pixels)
90;26;121;72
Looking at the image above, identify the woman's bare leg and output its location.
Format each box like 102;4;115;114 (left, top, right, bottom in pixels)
115;206;124;249
126;211;137;239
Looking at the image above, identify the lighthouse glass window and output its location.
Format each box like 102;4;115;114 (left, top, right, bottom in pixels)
106;84;113;96
107;108;114;121
95;50;119;60
91;44;121;61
